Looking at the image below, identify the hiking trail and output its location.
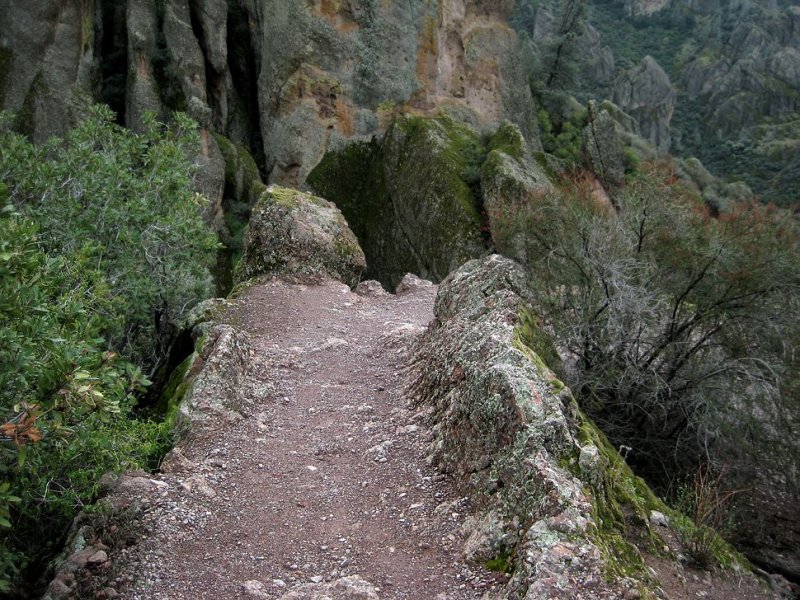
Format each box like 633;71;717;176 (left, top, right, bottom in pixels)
112;277;501;599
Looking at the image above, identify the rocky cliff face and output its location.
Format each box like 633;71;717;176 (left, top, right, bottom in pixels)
612;56;675;152
0;0;539;187
582;0;800;203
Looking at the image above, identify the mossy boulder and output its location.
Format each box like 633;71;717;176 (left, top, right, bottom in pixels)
583;100;627;192
381;115;487;279
481;122;554;264
234;185;365;287
309;114;487;288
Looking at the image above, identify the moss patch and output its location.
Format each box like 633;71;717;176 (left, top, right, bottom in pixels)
394;113;486;220
488;121;526;160
154;354;195;426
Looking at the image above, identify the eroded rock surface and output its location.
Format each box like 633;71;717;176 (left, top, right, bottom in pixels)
235;186;366;288
612;56;676;153
0;0;539;188
409;256;637;598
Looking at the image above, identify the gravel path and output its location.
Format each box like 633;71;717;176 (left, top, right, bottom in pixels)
118;278;502;599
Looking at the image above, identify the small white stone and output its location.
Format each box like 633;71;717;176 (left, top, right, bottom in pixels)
649;510;670;527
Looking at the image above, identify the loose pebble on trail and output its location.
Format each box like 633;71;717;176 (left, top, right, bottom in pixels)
120;278;502;599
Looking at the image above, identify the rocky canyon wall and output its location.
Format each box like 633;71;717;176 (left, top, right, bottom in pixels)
0;0;539;188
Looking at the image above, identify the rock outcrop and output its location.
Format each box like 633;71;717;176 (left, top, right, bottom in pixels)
307;114;488;288
410;255;659;598
0;0;94;143
234;186;365;288
583;101;627;192
481;122;554;264
612;56;676;153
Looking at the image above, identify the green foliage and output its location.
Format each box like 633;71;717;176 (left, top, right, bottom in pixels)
537;108;586;166
584;1;687;80
623;147;640;175
1;105;217;367
0;106;214;592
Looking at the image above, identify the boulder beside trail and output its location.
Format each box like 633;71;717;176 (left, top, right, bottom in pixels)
409;255;659;598
234;186;365;288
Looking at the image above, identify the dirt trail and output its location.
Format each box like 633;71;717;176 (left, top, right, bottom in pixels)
120;279;501;599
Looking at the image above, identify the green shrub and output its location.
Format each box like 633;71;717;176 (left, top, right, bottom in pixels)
0;106;217;367
537;107;587;168
0;107;215;592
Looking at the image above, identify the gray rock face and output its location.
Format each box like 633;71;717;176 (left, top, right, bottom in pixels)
409;255;650;598
175;324;258;429
235;186;366;288
583;101;626;191
0;0;94;142
612;56;676;152
481;122;554;265
580;23;616;87
1;0;539;187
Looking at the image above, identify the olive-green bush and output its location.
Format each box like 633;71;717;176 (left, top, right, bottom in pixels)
0;106;216;592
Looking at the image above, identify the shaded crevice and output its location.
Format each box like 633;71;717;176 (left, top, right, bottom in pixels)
94;0;129;123
152;3;187;112
187;0;226;130
226;3;266;178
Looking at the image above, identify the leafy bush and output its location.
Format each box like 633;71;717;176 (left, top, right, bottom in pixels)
0;107;215;592
1;106;217;367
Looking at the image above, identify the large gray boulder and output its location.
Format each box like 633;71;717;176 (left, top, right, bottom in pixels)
612;55;676;153
308;114;487;289
583;100;626;192
234;186;366;288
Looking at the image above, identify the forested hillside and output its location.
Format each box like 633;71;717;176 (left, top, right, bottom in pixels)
512;0;800;205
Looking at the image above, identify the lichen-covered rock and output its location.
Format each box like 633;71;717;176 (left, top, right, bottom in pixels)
481;122;554;264
175;324;256;429
612;56;676;152
235;186;365;288
277;575;380;600
409;255;663;598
